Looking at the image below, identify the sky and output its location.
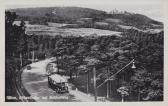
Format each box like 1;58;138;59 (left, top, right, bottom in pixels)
5;0;165;22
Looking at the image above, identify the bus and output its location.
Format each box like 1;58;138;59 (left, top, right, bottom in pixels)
48;74;69;93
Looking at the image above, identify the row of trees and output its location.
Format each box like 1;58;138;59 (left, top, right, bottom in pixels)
28;29;163;101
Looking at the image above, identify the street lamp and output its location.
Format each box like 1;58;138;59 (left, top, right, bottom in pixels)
131;59;136;69
96;59;136;101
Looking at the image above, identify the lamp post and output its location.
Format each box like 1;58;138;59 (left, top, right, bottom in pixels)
97;59;136;101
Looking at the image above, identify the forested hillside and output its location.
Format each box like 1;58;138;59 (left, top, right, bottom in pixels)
5;8;163;101
28;29;163;101
10;7;163;30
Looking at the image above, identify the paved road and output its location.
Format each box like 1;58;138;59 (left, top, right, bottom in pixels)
21;58;97;102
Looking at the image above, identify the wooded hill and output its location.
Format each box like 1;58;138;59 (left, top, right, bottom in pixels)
9;7;163;30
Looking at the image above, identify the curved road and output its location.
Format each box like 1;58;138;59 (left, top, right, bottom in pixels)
14;67;35;102
21;58;96;102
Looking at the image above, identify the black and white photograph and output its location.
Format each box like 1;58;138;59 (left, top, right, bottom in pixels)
4;0;165;102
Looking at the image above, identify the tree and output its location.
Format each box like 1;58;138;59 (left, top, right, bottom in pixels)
5;11;18;56
27;35;37;61
142;71;163;101
130;67;152;101
5;11;29;100
52;46;66;73
60;55;81;79
17;20;27;66
117;86;129;102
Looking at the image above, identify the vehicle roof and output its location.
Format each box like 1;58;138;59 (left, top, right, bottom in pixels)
49;74;67;83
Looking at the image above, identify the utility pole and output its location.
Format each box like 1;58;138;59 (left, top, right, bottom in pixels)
93;67;97;102
20;53;22;67
32;50;35;62
86;70;89;94
106;68;109;98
